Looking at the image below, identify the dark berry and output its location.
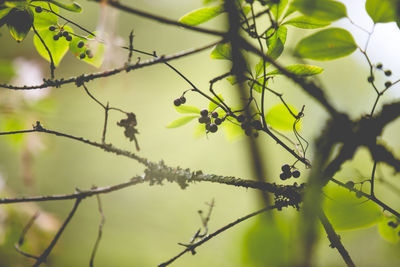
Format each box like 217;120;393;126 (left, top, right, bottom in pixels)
49;26;56;31
252;120;263;130
253;132;259;138
204;116;211;124
200;109;208;117
205;123;211;131
292;170;300;178
53;35;59;41
35;6;42;13
279;172;288;180
384;70;392;76
281;164;290;173
62;31;69;37
367;76;374;83
211;111;218;118
174;98;181;106
245;128;252;136
58;31;63;37
66;35;72;41
179;96;186;104
237;114;245;122
355;191;362;198
385;81;392;87
214;118;223;125
198;117;206;124
376;63;383;69
209;123;218;133
345;181;354;189
388;221;398;228
79;53;86;59
77;40;85;48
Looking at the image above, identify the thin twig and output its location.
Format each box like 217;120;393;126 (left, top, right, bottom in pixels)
89;195;106;267
33;198;82;267
31;25;55;79
158;205;278;267
15;211;40;260
319;209;356;267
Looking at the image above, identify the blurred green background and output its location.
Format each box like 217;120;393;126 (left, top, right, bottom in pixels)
0;0;400;266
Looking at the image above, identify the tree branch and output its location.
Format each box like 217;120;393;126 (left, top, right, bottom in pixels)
319;209;356;267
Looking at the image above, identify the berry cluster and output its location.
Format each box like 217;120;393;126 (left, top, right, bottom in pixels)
237;114;262;138
198;109;223;133
173;96;186;106
367;63;393;88
199;109;224;133
279;164;300;180
49;25;73;42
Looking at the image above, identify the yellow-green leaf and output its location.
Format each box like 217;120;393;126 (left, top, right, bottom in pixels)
323;183;383;230
166;115;197;128
266;64;323;77
366;0;396;24
174;105;200;114
265;103;300;131
378;216;400;243
179;5;224;26
210;42;231;60
33;25;73;66
294;28;357;61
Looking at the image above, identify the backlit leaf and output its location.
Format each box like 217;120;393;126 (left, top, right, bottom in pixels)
210;42;231;60
378;216;400;243
33;25;73;66
294;28;357;60
266;64;323;76
166;115;198;128
290;0;347;21
366;0;396;24
178;5;224;25
283;15;330;29
323;183;383;230
265;103;300;131
174;105;200;114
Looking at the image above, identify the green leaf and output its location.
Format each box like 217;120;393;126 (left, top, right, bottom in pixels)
267;38;284;60
255;58;269;77
210;42;231;60
266;64;324;76
270;0;289;20
31;2;59;30
209;94;224;111
265;103;300;131
323;183;383;230
46;0;82;12
6;7;33;42
226;75;237;85
0;7;12;21
33;25;73;66
0;59;15;82
174;105;200;114
69;34;105;68
290;0;347;21
166;115;198;128
294;28;357;61
266;26;287;47
283;15;331;29
252;76;269;94
366;0;397;24
193;122;206;138
178;5;224;26
378;216;400;243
